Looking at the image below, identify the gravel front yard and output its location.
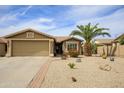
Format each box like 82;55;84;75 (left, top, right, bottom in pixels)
41;56;124;88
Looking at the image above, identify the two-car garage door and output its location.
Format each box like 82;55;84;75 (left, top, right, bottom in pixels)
12;40;49;56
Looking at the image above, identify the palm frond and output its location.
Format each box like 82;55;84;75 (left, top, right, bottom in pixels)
77;25;84;32
69;30;83;37
100;32;111;37
70;23;110;42
91;23;99;31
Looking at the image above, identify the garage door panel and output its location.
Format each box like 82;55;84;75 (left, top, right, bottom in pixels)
12;40;49;56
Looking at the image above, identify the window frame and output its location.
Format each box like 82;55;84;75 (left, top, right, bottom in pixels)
66;42;78;51
26;32;35;38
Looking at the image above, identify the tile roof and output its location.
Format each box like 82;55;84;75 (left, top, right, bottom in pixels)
114;33;124;41
54;36;82;43
4;28;55;39
95;39;114;45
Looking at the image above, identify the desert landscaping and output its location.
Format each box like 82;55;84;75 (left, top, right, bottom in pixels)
41;56;124;88
0;56;124;88
0;7;124;88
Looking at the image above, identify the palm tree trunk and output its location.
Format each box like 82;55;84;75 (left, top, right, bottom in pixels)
84;42;92;56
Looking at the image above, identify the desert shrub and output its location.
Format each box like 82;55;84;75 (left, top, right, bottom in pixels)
69;51;79;57
102;54;107;59
91;41;97;54
101;47;107;59
120;40;124;45
68;63;75;69
118;36;124;45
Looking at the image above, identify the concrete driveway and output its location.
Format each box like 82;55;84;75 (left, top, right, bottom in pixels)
0;57;49;88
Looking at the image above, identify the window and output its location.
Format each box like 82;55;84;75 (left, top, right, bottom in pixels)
26;32;34;38
67;43;77;51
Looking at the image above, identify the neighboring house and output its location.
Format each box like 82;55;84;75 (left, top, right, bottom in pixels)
0;38;7;56
112;33;124;57
2;28;82;57
95;39;114;56
54;36;82;56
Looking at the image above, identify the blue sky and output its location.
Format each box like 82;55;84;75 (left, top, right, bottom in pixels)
0;5;124;39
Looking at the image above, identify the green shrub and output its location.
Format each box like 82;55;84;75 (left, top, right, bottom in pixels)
102;55;107;59
68;63;75;69
69;51;79;57
91;41;97;54
119;37;124;45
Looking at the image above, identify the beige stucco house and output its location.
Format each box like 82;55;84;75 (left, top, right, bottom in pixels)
4;29;55;57
95;34;124;58
95;39;114;56
112;33;124;57
1;28;82;57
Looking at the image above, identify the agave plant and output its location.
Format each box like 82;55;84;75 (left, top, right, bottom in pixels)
70;23;111;56
68;63;75;69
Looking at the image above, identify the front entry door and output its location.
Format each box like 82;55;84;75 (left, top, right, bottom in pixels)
55;43;63;55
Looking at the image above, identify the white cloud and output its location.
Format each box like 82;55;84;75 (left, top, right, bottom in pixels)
63;6;115;20
0;5;124;38
48;6;124;38
0;6;32;23
0;6;20;23
39;18;53;23
75;8;124;38
0;17;56;36
49;26;75;36
0;12;19;23
20;6;32;16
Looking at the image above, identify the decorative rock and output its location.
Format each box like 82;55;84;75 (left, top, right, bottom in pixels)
110;57;114;61
104;65;111;71
99;64;112;71
102;55;107;59
61;56;67;60
72;77;77;82
76;58;81;62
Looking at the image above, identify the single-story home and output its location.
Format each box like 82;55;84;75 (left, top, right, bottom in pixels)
95;39;114;56
1;28;82;57
0;38;7;56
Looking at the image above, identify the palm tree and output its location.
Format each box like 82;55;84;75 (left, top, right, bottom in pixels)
70;23;111;56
